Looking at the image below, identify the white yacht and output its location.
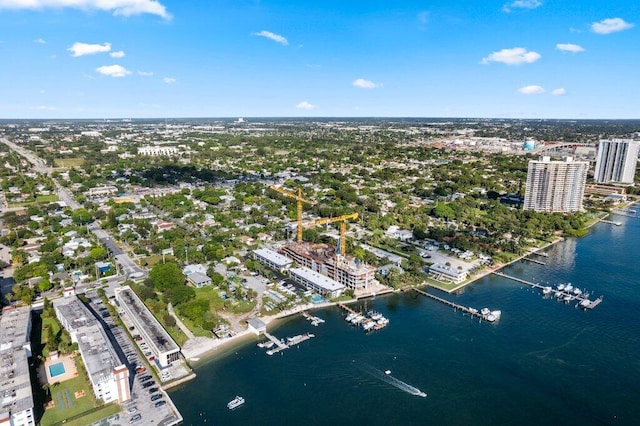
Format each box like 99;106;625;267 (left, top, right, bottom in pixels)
542;286;552;295
227;396;245;410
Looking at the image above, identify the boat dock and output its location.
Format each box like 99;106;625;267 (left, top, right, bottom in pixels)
263;332;314;356
600;219;622;226
302;311;325;326
531;250;549;258
492;272;603;310
413;288;500;322
522;257;546;265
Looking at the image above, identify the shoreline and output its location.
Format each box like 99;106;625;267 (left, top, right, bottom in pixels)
177;205;637;366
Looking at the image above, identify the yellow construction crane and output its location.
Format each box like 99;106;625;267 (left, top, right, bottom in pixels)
268;185;314;243
307;213;358;257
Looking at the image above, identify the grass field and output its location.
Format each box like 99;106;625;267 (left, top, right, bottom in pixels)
54;158;84;168
40;376;94;426
41;317;61;358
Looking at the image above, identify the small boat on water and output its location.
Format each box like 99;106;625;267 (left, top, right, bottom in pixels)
345;313;357;322
557;283;566;291
367;310;383;321
385;370;391;375
542;286;552;295
480;308;491;316
227;396;245;410
362;320;376;332
564;283;574;292
486;310;502;322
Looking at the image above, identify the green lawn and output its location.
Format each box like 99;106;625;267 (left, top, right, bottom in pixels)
54;158;85;168
36;194;59;203
39;376;95;426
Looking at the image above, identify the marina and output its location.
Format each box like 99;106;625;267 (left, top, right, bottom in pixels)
492;272;603;309
338;303;390;331
413;288;501;322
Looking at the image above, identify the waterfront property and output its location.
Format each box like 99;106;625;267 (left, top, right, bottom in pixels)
0;306;34;426
594;139;640;184
427;263;468;284
289;267;345;298
523;156;588;213
115;286;181;367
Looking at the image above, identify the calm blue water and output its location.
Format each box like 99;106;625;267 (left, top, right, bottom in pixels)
171;210;640;425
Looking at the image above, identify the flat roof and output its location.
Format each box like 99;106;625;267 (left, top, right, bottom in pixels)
54;298;124;384
429;263;467;278
0;307;33;417
117;287;179;354
254;248;293;267
290;267;345;292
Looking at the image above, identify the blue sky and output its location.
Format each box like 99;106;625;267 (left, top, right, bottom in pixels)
0;0;637;119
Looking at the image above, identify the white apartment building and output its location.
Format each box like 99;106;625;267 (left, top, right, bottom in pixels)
0;306;34;426
524;156;589;213
53;297;130;404
594;139;640;184
137;146;179;156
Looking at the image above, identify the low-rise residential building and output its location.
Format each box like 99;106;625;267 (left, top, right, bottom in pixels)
137;146;179;156
0;306;34;426
115;287;180;367
53;297;130;404
427;263;468;283
289;267;345;298
187;272;212;288
253;248;293;272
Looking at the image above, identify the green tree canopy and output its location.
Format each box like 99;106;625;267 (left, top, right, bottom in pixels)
149;261;185;291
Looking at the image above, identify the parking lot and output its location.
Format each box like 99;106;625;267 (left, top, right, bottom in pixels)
84;292;182;425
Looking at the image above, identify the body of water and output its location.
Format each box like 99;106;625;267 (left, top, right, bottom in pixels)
170;211;640;425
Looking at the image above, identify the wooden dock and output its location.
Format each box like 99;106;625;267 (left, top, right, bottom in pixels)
600;219;622;226
522;257;546;265
492;272;602;310
412;288;490;321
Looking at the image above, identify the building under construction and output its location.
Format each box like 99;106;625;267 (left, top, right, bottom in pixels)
279;242;376;291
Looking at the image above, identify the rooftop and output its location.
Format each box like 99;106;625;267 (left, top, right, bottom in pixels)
290;267;345;292
253;248;293;267
0;306;33;417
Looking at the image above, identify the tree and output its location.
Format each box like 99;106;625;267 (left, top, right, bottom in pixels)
71;209;92;225
163;313;177;327
149;262;185;291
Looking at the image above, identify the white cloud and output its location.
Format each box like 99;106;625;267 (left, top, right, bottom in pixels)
296;101;316;110
352;78;381;89
481;47;541;65
417;11;429;25
591;18;634;35
33;105;55;110
551;88;566;96
518;85;545;94
138;71;153;77
163;77;176;84
96;64;131;77
68;42;111;57
34;38;46;44
252;30;288;46
110;50;125;58
556;43;585;53
503;0;542;13
0;0;171;19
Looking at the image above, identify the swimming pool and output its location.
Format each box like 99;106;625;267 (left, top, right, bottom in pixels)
49;362;66;378
311;294;325;304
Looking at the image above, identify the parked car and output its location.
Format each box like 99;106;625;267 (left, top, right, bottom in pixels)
127;407;138;414
129;413;141;424
148;387;159;394
154;400;166;408
151;394;162;401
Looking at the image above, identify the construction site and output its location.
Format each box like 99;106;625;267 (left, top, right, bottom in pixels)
254;186;380;297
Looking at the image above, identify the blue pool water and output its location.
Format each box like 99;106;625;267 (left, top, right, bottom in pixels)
49;362;66;378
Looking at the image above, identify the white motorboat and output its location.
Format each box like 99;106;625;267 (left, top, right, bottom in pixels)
542;286;552;295
227;396;245;410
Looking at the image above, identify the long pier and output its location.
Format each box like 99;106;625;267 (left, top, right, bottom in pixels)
412;288;492;321
492;272;603;309
600;219;622;226
522;257;546;265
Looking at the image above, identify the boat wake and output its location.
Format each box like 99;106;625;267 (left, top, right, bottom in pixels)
360;364;427;397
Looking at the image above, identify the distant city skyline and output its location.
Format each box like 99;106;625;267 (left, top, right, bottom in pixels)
0;0;638;119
